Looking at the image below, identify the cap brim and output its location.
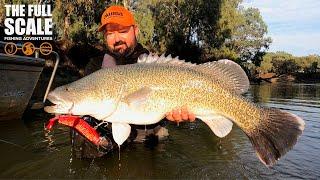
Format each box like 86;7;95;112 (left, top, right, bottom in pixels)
98;24;106;32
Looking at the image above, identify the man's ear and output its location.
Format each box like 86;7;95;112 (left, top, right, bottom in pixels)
134;25;139;38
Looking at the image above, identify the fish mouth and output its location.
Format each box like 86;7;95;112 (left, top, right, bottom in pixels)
44;93;73;114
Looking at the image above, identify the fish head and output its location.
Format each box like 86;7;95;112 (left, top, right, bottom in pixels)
44;83;102;115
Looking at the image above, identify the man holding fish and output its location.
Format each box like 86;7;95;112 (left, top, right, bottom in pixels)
69;5;195;158
45;5;304;167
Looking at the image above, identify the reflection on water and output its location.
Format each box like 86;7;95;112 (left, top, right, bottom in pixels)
0;83;319;179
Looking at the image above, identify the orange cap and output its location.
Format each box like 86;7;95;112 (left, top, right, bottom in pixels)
98;5;135;32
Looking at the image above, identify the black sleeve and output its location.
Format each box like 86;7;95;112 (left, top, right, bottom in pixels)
133;43;149;59
84;55;104;76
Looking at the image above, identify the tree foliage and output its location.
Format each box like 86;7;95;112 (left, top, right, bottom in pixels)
1;0;39;25
131;0;155;47
2;0;318;78
228;7;272;65
7;0;319;75
52;0;107;44
259;52;320;75
144;0;271;63
0;0;271;63
33;0;270;64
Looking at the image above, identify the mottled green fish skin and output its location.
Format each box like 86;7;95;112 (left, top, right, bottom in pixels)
67;63;261;132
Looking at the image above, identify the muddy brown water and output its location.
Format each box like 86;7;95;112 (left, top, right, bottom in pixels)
0;83;319;179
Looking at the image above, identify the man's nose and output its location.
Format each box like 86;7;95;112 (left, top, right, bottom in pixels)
114;31;120;42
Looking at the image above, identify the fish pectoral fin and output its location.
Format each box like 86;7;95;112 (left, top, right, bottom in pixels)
123;87;153;109
112;122;131;146
198;115;233;138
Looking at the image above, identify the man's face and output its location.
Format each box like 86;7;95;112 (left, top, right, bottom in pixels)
104;24;138;58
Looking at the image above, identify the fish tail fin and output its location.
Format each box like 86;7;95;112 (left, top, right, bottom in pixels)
246;108;305;167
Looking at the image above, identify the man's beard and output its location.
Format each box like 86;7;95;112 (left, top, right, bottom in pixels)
108;41;135;60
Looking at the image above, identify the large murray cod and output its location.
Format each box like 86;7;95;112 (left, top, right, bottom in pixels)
45;54;305;167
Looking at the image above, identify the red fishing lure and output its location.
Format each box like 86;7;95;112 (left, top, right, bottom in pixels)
45;115;101;145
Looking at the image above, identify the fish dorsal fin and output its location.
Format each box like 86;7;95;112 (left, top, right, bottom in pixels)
138;53;196;68
112;122;131;146
198;114;233;138
138;54;249;94
196;59;249;94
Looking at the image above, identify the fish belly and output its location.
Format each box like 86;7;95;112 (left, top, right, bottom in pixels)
102;102;166;125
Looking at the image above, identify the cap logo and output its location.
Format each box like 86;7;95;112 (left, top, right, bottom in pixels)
105;11;123;19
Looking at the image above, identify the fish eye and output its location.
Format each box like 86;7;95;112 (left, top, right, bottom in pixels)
65;87;69;91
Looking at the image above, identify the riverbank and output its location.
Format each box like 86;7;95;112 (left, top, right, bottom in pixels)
294;73;320;83
267;73;320;84
251;72;320;84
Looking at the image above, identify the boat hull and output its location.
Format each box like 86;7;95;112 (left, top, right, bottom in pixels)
0;53;45;120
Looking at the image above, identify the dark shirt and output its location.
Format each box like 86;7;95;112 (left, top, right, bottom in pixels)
84;43;149;76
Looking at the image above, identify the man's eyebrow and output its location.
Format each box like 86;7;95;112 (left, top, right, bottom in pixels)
119;28;130;32
106;27;131;32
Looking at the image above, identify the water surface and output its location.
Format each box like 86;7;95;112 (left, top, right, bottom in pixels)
0;83;319;179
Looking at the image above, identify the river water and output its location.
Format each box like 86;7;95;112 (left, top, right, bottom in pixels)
0;83;319;179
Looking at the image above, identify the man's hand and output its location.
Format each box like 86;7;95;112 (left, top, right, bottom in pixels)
165;106;196;123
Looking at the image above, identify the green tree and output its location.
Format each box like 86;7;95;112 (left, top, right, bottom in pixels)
259;53;273;73
131;0;155;47
204;0;243;61
1;0;276;71
259;52;320;75
1;0;43;25
227;7;271;65
149;0;271;64
151;0;225;62
272;59;299;75
52;0;107;44
0;1;5;25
